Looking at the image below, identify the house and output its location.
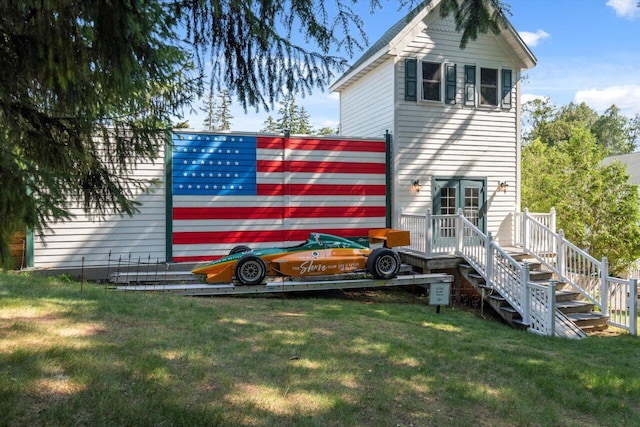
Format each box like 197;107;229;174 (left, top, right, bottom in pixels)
19;1;636;337
22;1;535;274
603;152;640;186
330;0;536;247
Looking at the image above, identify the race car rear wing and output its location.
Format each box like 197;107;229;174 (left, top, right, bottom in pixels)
368;228;410;248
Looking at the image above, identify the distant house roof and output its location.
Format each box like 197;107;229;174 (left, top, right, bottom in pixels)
603;152;640;186
330;0;537;92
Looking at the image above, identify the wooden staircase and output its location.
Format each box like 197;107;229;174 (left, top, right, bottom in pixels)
459;252;609;337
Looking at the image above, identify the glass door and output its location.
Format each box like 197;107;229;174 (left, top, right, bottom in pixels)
433;178;486;248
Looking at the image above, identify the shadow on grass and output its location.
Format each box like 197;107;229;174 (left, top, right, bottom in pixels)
1;275;639;426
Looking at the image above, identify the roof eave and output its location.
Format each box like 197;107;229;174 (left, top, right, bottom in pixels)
329;48;395;92
504;22;538;70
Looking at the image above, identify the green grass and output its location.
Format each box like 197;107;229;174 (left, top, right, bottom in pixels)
1;272;639;426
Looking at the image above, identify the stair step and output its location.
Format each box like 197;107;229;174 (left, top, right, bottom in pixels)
507;252;529;262
556;300;595;314
555;290;582;302
566;311;608;322
523;262;542;270
566;312;609;331
529;270;553;281
511;318;529;329
497;305;522;322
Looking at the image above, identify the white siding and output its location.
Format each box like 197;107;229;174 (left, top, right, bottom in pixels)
393;13;520;245
340;58;395;137
33;147;166;268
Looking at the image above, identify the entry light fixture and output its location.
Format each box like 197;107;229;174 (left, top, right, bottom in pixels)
498;181;509;193
412;179;421;193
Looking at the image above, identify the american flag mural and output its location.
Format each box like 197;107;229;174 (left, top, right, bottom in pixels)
170;131;388;262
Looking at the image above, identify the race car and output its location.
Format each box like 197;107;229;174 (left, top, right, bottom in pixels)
191;228;410;285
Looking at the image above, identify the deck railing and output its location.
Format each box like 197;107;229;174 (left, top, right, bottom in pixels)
517;210;637;336
399;208;638;337
400;208;556;336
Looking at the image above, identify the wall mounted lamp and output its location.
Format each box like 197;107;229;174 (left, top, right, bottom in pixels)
412;179;421;193
498;181;509;193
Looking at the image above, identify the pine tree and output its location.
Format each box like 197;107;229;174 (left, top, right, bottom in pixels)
316;126;340;135
261;116;280;133
201;89;217;131
215;90;233;131
294;106;313;135
0;0;509;266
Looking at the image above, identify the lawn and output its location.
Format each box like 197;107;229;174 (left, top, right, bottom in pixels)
1;272;639;426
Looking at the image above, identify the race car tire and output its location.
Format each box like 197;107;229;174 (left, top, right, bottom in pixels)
366;248;401;280
235;254;267;286
229;245;252;255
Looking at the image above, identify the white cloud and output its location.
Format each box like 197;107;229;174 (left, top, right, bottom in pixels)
606;0;640;18
574;84;640;115
518;30;550;47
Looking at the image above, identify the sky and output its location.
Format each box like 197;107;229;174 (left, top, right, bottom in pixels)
182;0;640;132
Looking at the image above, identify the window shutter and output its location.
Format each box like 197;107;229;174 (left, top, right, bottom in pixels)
502;69;512;107
405;59;417;101
445;64;457;104
464;65;476;106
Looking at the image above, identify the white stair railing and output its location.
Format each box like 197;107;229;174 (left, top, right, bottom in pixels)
519;210;638;336
399;207;638;337
456;212;557;336
399;208;556;336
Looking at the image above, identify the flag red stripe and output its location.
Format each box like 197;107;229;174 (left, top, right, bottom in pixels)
173;228;372;245
256;136;385;152
173;206;387;220
257;160;384;174
257;184;386;196
257;136;283;149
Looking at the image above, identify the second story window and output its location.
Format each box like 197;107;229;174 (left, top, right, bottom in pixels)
480;68;498;106
421;62;441;101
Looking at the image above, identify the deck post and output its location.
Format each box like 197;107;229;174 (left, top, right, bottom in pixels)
485;232;493;284
548;279;556;336
630;278;638;337
601;257;609;314
456;208;464;255
550;207;557;234
522;261;530;326
425;209;433;256
557;230;565;281
522;208;529;253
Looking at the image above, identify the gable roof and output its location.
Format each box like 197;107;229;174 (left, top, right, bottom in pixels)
330;0;537;92
603;152;640;186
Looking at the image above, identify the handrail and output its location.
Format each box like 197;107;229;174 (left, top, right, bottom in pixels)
455;211;556;336
520;210;637;336
399;207;638;337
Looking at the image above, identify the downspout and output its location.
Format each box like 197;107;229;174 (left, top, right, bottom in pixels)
385;130;392;228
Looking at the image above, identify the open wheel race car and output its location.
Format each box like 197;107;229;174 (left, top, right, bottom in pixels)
191;229;410;285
